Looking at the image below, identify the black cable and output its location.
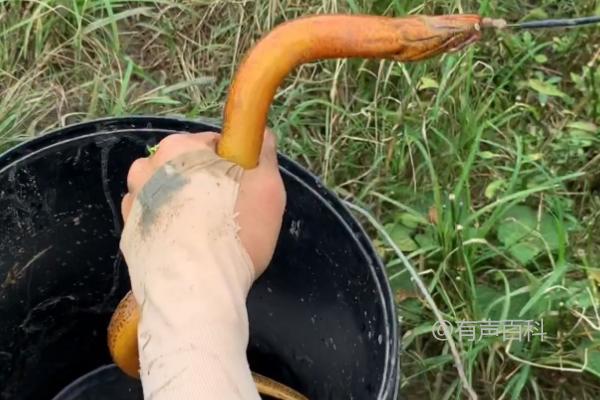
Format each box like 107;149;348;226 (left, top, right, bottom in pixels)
508;15;600;30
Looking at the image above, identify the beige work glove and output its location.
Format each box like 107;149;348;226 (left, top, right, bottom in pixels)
119;131;286;399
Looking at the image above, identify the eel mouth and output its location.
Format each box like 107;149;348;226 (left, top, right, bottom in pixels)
446;30;482;52
427;14;484;53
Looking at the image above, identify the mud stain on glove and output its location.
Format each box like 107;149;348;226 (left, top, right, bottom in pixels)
137;165;189;234
133;150;241;236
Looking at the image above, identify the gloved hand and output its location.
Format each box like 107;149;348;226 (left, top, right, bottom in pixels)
121;129;286;277
119;129;286;399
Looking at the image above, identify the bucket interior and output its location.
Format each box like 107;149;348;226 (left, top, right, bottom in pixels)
0;117;398;399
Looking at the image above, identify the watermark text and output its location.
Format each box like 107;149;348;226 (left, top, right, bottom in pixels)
432;319;546;342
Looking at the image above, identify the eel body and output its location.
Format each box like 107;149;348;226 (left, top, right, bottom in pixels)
107;14;485;400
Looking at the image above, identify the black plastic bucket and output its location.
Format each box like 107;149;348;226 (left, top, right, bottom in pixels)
0;116;399;400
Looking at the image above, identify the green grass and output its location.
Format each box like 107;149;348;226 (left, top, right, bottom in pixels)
1;0;600;398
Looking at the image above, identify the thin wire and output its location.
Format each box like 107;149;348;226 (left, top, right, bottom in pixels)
507;15;600;30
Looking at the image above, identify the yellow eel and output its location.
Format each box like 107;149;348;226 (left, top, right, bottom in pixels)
108;14;487;400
